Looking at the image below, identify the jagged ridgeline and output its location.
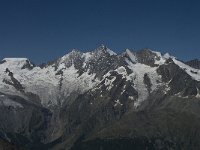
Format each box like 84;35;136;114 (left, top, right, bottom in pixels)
0;45;200;150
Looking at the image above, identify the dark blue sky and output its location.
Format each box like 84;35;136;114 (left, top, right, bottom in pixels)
0;0;200;63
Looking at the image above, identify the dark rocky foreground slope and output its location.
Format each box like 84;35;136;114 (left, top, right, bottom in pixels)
0;46;200;150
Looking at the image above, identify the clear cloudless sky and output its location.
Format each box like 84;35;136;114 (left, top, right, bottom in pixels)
0;0;200;64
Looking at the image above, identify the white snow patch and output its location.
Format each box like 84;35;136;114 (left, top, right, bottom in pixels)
120;84;126;94
3;58;28;61
82;52;92;67
115;66;127;79
154;56;166;65
126;49;137;63
163;79;172;94
196;87;200;98
121;89;125;95
125;59;162;107
164;85;171;94
150;51;167;65
114;99;123;107
128;96;134;100
57;63;66;70
104;77;116;90
106;49;117;56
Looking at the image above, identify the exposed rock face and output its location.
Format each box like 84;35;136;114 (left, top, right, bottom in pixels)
0;139;24;150
0;46;200;150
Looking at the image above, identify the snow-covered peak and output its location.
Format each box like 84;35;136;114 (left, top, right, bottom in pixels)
106;48;117;56
150;50;162;57
94;45;116;56
3;58;28;62
124;48;169;66
163;53;171;59
1;58;34;71
136;49;176;66
60;49;82;61
0;46;199;109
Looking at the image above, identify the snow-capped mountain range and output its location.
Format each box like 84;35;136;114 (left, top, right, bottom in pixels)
0;45;199;108
0;45;200;150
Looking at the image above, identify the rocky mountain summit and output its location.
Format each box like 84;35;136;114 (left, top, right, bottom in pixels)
0;45;200;150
